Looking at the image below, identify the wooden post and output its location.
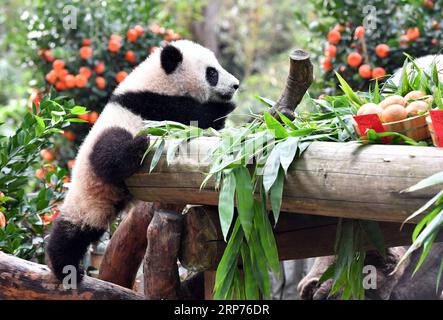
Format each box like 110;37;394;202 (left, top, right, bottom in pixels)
270;49;314;119
99;201;154;289
144;209;183;299
0;252;144;300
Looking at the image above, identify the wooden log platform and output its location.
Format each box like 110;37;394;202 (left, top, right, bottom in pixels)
127;139;443;224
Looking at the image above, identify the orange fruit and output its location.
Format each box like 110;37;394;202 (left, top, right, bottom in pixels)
149;23;165;34
75;74;88;88
404;90;425;101
406;27;420;41
88;111;99;124
110;34;122;42
78;113;90;121
65;74;76;88
358;64;372;78
327;30;341;45
354;26;365;39
406;101;428;116
0;212;6;228
382;104;408;123
127;29;138;42
44;50;54;62
372;67;386;79
63;130;75;141
79;46;93;60
62;176;70;183
35;168;46;180
379;95;407;109
67;159;76;170
347;52;362;68
95;62;105;74
45;70;57;84
325;44;337;58
321;57;332;71
116;71;128;83
95;77;106;89
40;149;55;161
375;44;390;58
53;59;65;70
333;24;345;32
82;38;92;46
424;0;434;9
433;20;441;30
108;40;121;52
55;81;67;91
134;25;144;36
79;66;92;79
125;50;136;63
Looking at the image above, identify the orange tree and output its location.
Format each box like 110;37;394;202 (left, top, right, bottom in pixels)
25;0;180;144
297;0;443;92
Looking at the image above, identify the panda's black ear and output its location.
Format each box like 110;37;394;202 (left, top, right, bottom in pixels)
160;45;183;74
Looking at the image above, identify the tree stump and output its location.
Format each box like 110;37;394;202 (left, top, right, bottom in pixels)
270;49;314;119
144;209;183;299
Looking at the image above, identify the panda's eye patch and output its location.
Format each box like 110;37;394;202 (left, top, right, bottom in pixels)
206;67;219;86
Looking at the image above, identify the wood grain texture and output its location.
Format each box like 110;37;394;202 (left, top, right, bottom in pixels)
179;209;420;271
144;209;183;300
127;140;443;224
0;252;144;300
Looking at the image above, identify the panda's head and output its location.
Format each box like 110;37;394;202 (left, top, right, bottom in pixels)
159;40;239;103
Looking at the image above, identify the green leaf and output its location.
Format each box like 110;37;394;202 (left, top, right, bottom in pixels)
263;112;289;139
241;242;259;299
70;106;88;115
149;139;165;173
263;146;281;193
335;72;364;106
34;115;45;129
401;172;443;193
278;137;299;174
234;167;254;240
219;172;236;241
270;168;284;224
359;220;386;258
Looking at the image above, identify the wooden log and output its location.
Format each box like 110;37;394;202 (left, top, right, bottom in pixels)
0;252;144;300
144;209;183;299
99;201;154;289
179;209;423;271
270;49;314;119
99;201;185;289
127;140;443;224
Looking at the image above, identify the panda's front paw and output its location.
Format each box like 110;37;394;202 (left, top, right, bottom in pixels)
131;134;150;158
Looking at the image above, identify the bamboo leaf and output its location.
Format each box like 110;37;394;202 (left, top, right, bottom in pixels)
149;139;165;173
401;172;443;193
234;167;254;240
263;146;281;193
401;190;443;228
279;137;299;174
241;243;259;299
264;112;289;139
270;168;284;224
359;220;386;258
219;172;236;241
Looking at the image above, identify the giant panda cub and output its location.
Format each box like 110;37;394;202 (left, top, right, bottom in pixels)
46;40;239;280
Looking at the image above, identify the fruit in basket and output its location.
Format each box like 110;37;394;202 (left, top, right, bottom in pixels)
381;104;408;123
405;100;428;116
379;95;407;109
404;90;425;101
357;103;383;118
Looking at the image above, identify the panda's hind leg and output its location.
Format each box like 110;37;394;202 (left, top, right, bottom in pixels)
46;217;105;281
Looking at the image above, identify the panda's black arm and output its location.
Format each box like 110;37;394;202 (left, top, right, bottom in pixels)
89;127;149;184
110;91;235;129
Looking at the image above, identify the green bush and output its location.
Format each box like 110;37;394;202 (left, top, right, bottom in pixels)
297;0;443;92
0;93;87;262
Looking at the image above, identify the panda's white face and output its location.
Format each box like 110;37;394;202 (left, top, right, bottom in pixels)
161;40;239;103
114;40;239;104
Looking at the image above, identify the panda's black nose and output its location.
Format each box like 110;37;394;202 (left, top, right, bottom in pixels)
232;84;239;90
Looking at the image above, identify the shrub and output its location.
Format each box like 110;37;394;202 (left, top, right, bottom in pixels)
298;0;443;92
0;92;88;262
